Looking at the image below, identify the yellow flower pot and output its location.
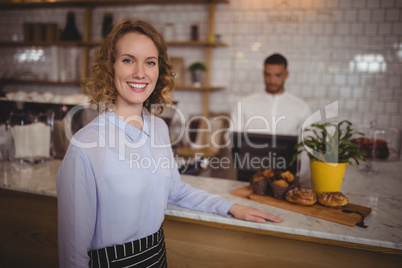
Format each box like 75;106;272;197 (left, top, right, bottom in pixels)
310;161;347;193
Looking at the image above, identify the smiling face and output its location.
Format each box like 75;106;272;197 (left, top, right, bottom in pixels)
263;64;289;95
113;32;159;116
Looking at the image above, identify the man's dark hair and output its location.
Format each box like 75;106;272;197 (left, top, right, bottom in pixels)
264;53;287;69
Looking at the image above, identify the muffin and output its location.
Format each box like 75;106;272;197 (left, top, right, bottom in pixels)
250;173;269;195
268;170;298;199
251;169;298;199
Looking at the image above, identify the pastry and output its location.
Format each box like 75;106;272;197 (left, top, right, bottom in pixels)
280;171;295;183
252;175;265;183
272;179;289;187
285;188;317;206
270;179;291;199
251;169;298;199
269;179;290;199
373;139;389;160
317;192;349;207
354;138;389;160
262;169;275;178
251;175;268;195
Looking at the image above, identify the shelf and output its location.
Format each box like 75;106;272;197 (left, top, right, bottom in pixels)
167;41;228;47
0;40;227;48
0;97;81;106
86;40;228;47
175;85;224;91
1;0;228;141
0;41;99;47
3;79;80;86
0;0;230;9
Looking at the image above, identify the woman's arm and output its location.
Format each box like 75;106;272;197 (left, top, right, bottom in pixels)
57;148;97;268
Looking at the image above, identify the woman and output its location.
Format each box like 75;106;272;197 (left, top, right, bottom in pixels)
57;18;283;268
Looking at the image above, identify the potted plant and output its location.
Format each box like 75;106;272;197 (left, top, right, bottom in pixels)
291;120;366;193
188;62;206;87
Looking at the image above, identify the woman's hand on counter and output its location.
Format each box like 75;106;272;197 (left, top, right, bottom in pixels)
229;204;283;223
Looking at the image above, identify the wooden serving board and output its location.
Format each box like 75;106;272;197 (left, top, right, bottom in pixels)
231;186;372;227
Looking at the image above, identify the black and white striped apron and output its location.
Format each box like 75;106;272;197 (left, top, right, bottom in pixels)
88;225;167;268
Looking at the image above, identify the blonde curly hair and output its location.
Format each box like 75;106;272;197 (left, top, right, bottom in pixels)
84;17;174;115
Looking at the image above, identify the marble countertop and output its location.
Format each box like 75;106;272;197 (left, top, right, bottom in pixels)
1;159;401;252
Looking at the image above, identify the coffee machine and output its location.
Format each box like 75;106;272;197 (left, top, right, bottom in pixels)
0;98;97;160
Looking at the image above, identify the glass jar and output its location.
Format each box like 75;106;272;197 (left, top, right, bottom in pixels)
8;112;54;164
357;121;401;173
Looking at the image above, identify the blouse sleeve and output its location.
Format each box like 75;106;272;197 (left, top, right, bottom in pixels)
154;115;233;217
166;150;234;217
57;146;97;268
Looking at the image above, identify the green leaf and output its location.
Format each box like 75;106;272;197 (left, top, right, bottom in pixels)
291;120;366;166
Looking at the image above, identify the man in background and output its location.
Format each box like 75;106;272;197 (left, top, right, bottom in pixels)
231;53;311;135
231;53;311;183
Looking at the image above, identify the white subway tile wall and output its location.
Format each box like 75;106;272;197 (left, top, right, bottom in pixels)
0;0;401;131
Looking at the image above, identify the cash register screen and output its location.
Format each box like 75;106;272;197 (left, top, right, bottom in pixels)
231;132;298;181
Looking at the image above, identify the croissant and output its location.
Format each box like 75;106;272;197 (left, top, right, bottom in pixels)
317;192;349;208
285;188;317;206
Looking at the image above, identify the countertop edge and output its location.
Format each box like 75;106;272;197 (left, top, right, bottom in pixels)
164;208;402;255
1;185;401;254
